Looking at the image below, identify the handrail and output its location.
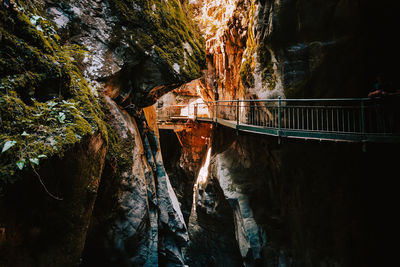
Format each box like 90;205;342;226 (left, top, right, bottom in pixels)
203;98;373;103
157;97;400;143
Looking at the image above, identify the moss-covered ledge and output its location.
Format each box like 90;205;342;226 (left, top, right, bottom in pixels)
0;2;108;192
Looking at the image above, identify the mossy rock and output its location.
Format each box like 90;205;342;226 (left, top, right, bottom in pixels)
0;3;107;192
240;57;255;88
109;0;205;92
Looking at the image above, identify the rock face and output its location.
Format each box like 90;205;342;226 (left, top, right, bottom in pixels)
160;122;212;223
208;126;400;266
83;99;188;266
44;0;205;106
196;0;398;101
185;1;399;265
0;134;107;266
192;0;250;101
252;0;362;98
1;0;205;265
252;0;398;98
187;170;244;267
160;127;243;267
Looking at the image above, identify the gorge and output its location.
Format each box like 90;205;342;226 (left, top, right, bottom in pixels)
1;0;399;266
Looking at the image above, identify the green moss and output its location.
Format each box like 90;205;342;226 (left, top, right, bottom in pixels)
256;40;277;91
109;0;205;82
239;1;277;91
240;1;256;89
240;57;255;88
0;4;108;192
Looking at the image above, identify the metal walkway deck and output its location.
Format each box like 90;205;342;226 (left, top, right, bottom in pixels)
157;97;400;143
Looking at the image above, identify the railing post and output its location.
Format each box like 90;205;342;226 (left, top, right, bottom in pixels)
236;98;240;135
278;96;282;138
194;104;198;120
214;101;218;122
236;98;240;127
360;99;365;134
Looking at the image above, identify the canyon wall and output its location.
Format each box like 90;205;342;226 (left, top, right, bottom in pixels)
1;0;398;266
251;0;398;98
200;0;398;101
187;0;399;266
207;126;400;266
0;0;204;265
160;127;243;267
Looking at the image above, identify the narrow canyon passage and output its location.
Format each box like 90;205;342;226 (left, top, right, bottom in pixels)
159;115;400;266
156;0;400;266
1;0;399;266
159;127;243;266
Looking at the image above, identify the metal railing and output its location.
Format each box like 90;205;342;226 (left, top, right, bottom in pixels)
191;97;400;142
156;105;189;122
156;97;400;142
157;102;211;121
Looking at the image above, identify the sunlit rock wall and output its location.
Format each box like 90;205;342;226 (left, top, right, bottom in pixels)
1;0;205;265
196;0;397;101
191;0;249;100
189;2;398;266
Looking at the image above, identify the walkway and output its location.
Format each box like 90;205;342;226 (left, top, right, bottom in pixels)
157;97;400;143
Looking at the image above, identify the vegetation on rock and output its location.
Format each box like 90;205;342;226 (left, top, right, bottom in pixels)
240;0;276;91
110;0;205;83
239;1;256;89
0;3;107;192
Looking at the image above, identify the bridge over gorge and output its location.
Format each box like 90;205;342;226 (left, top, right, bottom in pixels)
156;97;400;143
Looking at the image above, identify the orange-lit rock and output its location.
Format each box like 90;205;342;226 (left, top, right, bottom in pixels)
192;0;250;101
159;121;212;222
176;122;212;177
